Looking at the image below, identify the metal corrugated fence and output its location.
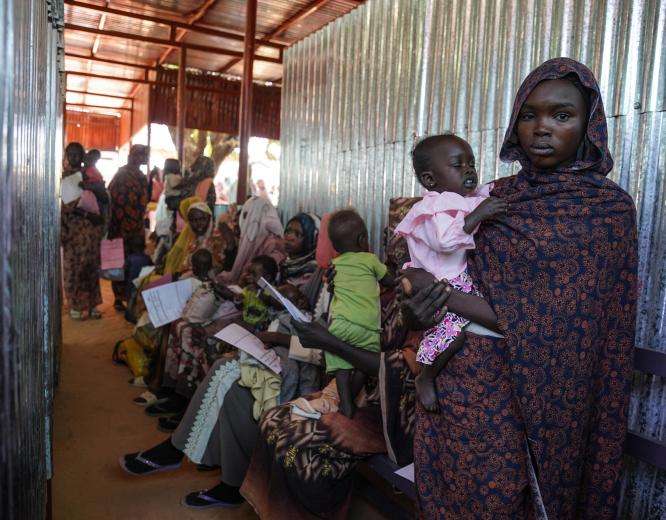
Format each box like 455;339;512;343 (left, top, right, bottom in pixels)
278;0;665;517
0;0;63;518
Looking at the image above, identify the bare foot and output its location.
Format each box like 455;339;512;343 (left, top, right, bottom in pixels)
415;372;439;413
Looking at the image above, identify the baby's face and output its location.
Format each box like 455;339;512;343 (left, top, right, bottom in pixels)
421;137;478;196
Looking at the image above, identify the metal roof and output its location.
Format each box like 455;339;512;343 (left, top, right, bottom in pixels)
64;0;364;114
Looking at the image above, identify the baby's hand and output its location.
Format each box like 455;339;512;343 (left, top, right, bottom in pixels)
397;268;436;297
472;197;507;221
464;197;507;233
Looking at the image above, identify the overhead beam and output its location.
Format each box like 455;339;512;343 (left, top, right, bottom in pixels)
65;23;282;64
220;0;331;73
176;47;187;162
65;52;155;71
158;0;219;66
66;70;152;84
64;0;285;50
66;102;130;111
66;88;132;100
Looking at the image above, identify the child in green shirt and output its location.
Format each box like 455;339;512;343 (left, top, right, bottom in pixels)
327;209;394;417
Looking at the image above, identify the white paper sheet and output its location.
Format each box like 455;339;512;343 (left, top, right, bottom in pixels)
143;278;196;327
133;265;156;288
395;463;414;483
258;277;311;323
214;323;281;374
61;172;83;204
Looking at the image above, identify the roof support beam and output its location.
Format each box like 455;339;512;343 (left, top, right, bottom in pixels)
65;23;282;64
158;0;219;66
66;103;130;111
65;52;155;71
66;89;132;100
66;70;152;84
64;0;285;51
220;0;331;73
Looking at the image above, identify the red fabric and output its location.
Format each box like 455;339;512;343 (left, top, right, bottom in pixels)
315;213;338;268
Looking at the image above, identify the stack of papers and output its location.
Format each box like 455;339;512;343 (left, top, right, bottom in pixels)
215;324;281;373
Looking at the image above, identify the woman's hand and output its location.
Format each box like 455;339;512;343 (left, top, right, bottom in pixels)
292;320;336;349
397;268;436;296
401;282;452;330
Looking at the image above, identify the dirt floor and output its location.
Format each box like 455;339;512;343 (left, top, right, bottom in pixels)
53;281;385;519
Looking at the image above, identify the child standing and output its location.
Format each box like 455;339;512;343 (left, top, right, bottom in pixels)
395;134;506;412
326;209;393;417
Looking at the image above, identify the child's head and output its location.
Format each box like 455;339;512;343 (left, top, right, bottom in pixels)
164;158;181;175
85;149;101;168
515;76;588;170
241;255;279;287
65;142;85;170
277;284;310;311
328;209;369;254
127;234;146;255
412;134;478;196
191;248;213;279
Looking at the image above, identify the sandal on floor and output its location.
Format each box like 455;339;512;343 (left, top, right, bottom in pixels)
70;310;85;321
88;309;102;319
119;451;182;476
181;491;243;510
132;391;167;407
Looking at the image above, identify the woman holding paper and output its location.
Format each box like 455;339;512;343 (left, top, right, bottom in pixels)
61;142;104;320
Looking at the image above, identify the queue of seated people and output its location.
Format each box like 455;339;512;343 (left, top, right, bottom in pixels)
105;161;428;514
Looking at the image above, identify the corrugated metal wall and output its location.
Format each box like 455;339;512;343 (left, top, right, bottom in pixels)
0;0;63;518
278;0;665;517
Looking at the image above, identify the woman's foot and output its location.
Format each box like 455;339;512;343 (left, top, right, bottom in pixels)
69;310;85;321
145;394;188;417
113;299;126;312
182;482;244;509
157;414;183;433
88;308;102;319
415;372;439;413
119;440;184;476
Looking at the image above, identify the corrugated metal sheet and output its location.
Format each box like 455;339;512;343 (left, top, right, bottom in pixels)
0;0;63;518
278;1;666;517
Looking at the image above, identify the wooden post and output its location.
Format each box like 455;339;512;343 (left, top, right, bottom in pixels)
129;98;134;145
236;0;257;204
176;46;187;163
147;85;152;170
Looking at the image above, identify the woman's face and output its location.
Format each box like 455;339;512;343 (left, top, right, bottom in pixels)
284;219;305;256
189;209;211;236
516;79;587;170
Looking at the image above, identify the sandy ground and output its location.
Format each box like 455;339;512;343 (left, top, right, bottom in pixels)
53;281;385;519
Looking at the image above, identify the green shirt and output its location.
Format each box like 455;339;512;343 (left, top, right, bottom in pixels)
330;252;387;332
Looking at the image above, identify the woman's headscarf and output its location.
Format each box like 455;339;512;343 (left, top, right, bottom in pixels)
163;196;213;274
223;196;284;282
452;58;637;518
282;213;320;282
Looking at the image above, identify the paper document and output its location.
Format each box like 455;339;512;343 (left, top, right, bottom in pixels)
395;463;414;483
215;324;281;374
143;278;196;327
61;172;83;204
258;277;311;323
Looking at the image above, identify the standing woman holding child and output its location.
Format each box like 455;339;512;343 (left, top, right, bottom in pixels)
404;58;637;518
61;142;104;320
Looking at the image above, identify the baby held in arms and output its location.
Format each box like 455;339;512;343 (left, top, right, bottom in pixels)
326;209;394;417
395;134;507;412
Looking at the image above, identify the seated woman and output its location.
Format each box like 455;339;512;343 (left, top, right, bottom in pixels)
119;215;335;510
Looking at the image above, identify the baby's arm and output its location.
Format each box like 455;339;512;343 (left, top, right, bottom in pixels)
463;197;507;234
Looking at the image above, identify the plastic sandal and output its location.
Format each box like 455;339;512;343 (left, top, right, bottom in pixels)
132;391;161;407
181;491;243;510
70;310;85;321
118;452;182;476
88;309;102;319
